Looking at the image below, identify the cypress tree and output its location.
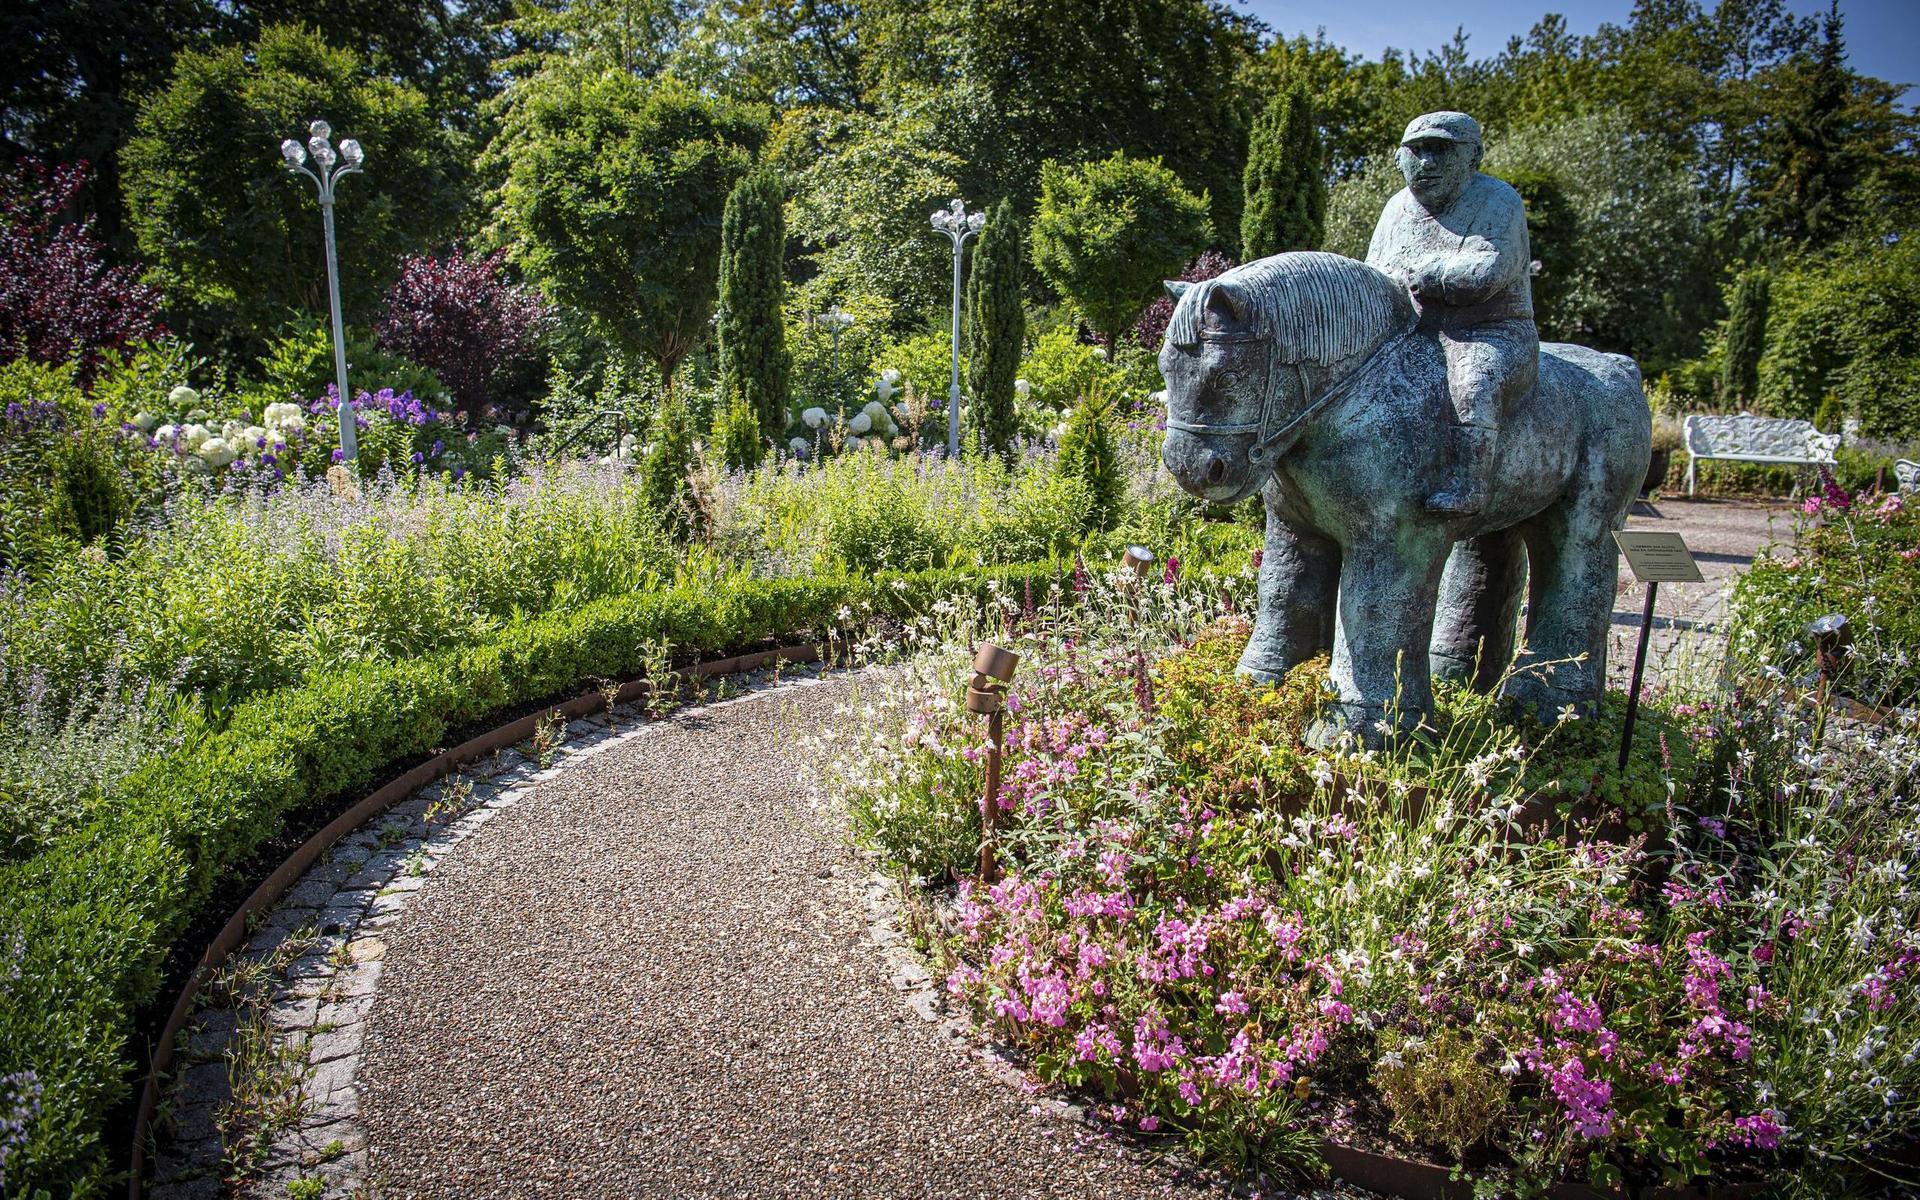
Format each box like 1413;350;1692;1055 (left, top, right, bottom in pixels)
717;171;792;442
1721;269;1771;406
966;199;1026;458
1240;83;1325;260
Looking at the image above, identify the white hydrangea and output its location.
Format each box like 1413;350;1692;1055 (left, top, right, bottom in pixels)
181;423;212;449
242;425;268;448
801;406;828;429
861;400;890;422
875;378;896;403
845;435;864;450
848;411;873;435
155;423;179;442
788;437;811;458
881;368;902;385
1014;378;1031;399
168;385;200;410
263;402;305;433
196;437;235;469
131;411;159;432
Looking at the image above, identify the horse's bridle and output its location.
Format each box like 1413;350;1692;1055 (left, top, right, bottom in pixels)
1165;330;1407;468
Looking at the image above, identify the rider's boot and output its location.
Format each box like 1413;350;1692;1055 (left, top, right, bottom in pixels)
1425;424;1496;516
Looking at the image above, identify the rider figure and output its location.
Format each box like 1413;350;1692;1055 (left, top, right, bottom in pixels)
1366;111;1537;516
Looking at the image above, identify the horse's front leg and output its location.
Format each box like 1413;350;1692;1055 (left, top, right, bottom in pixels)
1316;531;1452;747
1239;505;1340;684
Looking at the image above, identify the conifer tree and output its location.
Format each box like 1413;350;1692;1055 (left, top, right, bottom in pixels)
1057;385;1126;533
1240;83;1325;260
641;389;698;539
1721;269;1770;406
717;170;792;441
965;199;1026;458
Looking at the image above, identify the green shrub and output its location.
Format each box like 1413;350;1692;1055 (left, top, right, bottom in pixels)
1017;324;1120;423
1371;1027;1509;1161
639;391;698;538
257;317;450;412
1057;387;1127;532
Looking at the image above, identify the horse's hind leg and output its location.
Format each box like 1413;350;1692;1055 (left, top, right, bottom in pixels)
1507;496;1623;722
1431;528;1527;693
1240;508;1339;683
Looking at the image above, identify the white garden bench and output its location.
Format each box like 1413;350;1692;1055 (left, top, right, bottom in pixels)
1682;413;1839;495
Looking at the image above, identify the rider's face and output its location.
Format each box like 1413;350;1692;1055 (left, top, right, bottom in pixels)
1398;138;1474;209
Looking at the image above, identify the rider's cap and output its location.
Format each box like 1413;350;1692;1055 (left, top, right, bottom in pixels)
1400;111;1482;148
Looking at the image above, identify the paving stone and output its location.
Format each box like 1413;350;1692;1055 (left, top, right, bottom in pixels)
305;1056;356;1103
345;936;386;963
268;993;320;1031
380;872;426;893
148;1173;223;1200
331;961;383;998
175;1060;231;1109
281;876;337;909
315;994;374;1030
307;1022;364;1064
180;1008;237;1062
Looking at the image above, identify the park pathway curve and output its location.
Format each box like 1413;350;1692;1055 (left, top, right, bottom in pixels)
357;672;1227;1199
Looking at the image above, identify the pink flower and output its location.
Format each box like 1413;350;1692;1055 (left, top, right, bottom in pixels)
1215;990;1250;1017
1546;1057;1615;1139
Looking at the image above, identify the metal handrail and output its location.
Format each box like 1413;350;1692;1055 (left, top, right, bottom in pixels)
554;407;631;457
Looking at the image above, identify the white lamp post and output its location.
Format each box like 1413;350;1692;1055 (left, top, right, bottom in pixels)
817;304;854;398
930;198;984;458
280;120;365;465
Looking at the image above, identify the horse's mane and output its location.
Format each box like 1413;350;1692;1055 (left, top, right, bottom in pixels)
1166;252;1413;365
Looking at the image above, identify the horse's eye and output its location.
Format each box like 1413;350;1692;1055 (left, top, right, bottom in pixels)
1217;369;1242;390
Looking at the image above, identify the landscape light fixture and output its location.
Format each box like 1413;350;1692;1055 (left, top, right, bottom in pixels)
280;119;365;465
965;642;1019;880
929;198;986;458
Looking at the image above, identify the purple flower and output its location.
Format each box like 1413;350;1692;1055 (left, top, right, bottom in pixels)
331;448;345;464
91;402;107;419
411;450;425;465
430;438;444;458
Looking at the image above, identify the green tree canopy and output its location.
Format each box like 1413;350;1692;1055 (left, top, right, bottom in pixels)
1241;82;1325;259
1757;238;1920;439
717;170;791;442
495;69;766;386
1030;152;1211;349
965;198;1025;458
123;22;460;354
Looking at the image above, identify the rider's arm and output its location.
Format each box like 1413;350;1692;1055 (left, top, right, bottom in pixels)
1437;194;1527;306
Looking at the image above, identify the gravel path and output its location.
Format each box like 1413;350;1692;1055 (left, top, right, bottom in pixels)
359;675;1238;1199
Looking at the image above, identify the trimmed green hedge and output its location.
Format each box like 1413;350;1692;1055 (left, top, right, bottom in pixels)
0;538;1256;1196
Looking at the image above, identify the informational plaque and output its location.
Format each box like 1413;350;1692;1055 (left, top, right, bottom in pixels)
1613;530;1704;584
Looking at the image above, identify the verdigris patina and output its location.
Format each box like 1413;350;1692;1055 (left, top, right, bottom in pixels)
1156;113;1650;744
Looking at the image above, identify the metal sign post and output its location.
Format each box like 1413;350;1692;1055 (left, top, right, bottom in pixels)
1612;530;1704;771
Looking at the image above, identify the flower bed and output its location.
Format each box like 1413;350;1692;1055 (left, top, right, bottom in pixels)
1731;486;1919;702
827;572;1920;1197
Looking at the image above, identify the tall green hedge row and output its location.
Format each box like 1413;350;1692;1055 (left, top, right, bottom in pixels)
0;558;1150;1196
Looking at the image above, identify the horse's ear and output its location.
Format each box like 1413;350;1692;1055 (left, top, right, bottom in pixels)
1206;280;1250;326
1163;280;1191;301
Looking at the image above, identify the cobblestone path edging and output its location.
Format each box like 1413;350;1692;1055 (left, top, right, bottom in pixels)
148;663;826;1200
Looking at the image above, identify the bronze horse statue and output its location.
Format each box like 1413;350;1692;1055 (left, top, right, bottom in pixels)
1157;252;1650;743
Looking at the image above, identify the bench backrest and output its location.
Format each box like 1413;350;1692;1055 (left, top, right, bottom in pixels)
1683;413;1839;461
1897;459;1920;494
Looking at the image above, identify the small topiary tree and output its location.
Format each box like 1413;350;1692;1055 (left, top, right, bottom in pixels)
717;171;792;445
1722;268;1771;407
1240;83;1325;260
1056;384;1126;533
711;387;764;470
1030;152;1211;349
376;248;551;419
640;389;698;538
965;198;1025;458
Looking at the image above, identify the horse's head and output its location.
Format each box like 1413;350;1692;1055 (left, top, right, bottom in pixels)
1157;253;1416;505
1158;277;1275;504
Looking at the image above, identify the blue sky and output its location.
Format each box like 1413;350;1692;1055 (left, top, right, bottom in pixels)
1237;0;1918;105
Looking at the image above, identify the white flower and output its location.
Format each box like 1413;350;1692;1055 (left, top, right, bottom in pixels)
788;436;811;457
876;379;896;403
881;368;902;385
848;412;873;435
1310;759;1334;789
131;411;159;432
801;407;828;429
181;423;212;449
1556;704;1580;724
168;384;200;410
845;435;864;450
195;437;235;468
1014;378;1030;399
155;422;179;442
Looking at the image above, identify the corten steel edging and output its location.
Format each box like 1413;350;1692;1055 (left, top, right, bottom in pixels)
127;642;823;1200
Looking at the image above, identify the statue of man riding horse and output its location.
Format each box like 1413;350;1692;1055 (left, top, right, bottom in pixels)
1157;110;1651;745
